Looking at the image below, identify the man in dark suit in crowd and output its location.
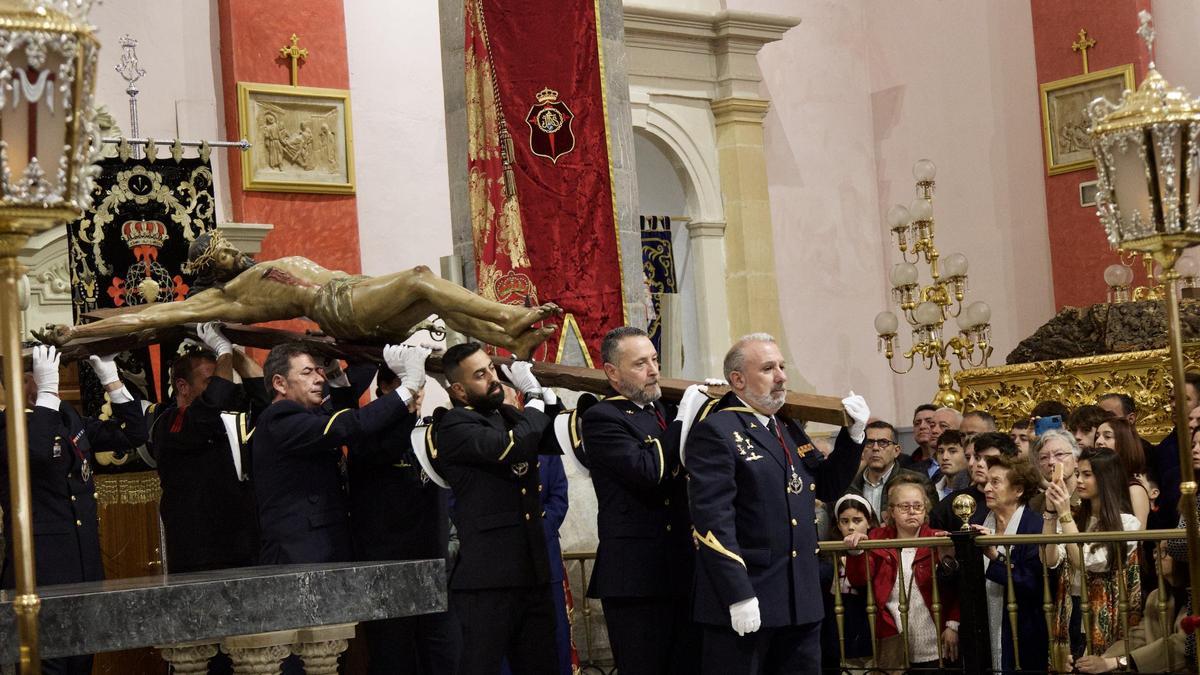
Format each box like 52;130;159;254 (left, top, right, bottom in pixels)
1;345;148;675
686;333;868;675
580;326;704;675
149;322;267;574
347;359;460;675
431;342;560;675
252;341;424;565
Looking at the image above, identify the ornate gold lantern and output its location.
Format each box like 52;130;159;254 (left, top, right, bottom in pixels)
1087;13;1200;670
0;1;100;672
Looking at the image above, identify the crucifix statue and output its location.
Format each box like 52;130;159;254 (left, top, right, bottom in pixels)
1071;28;1096;74
279;33;308;87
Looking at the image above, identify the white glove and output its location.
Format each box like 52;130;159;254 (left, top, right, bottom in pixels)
32;344;60;394
842;390;870;444
501;360;541;395
729;597;761;636
704;377;728;387
385;344;431;394
197;321;233;357
541;387;558;406
88;354;121;387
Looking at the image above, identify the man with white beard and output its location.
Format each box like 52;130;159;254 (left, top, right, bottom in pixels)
685;333;869;675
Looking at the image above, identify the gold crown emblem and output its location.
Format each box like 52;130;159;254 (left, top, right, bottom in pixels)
535;87;559;104
121;220;168;249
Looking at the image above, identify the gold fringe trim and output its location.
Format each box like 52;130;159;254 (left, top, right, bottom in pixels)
94;471;162;505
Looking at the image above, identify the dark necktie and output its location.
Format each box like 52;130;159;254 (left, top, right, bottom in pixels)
651;405;667;430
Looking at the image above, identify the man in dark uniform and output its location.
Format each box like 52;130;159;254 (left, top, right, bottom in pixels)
1;345;148;675
432;342;560;675
686;333;868;675
252;341;424;565
347;359;460;675
580;326;704;675
149;322;267;573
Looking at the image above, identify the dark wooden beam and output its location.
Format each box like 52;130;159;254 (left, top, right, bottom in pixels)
42;320;848;425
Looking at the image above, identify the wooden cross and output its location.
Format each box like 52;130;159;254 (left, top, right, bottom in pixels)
1072;28;1096;74
279;33;308;86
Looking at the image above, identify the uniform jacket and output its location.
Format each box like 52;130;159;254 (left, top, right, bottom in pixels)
343;366;446;564
149;376;266;572
433;402;556;591
983;504;1048;674
1;396;147;587
686;391;826;627
843;524;961;639
581;395;692;599
252;385;410;565
540;454;568;584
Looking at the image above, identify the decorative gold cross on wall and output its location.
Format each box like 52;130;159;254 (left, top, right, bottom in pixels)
1072;28;1096;74
279;33;308;86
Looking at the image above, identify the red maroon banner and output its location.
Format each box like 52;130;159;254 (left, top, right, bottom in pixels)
465;0;624;365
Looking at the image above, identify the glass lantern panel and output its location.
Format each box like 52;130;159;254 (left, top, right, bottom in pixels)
1152;123;1184;233
1109;132;1156;241
0;34;71;202
1185;122;1200;234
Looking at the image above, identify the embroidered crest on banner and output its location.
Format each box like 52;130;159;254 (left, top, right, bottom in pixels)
526;86;575;163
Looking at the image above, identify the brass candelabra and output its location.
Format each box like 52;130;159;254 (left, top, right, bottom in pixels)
874;159;993;410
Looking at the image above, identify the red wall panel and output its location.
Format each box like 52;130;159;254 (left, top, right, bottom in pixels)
1030;0;1150;308
217;0;360;276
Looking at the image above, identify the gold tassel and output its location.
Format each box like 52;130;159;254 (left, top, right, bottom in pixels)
498;124;517;198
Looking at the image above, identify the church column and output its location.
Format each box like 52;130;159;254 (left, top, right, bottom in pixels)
292;623;355;675
686;219;731;375
710;97;787;344
221;629;295;675
157;640;219;674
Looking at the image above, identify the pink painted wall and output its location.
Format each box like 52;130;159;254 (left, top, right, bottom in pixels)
734;0;1054;424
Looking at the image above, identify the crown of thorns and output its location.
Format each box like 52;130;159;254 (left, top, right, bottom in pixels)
184;230;233;274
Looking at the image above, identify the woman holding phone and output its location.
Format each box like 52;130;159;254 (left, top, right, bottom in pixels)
1043;448;1142;659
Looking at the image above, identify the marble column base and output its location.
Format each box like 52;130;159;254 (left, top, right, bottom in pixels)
292;623;355;675
222;629;297;675
157;639;220;674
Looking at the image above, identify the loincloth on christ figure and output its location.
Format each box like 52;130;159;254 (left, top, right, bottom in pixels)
306;274;375;340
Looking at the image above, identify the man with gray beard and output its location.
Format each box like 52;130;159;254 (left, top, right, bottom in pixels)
580;326;707;674
686;333;869;675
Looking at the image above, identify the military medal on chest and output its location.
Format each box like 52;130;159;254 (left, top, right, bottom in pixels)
787;467;803;494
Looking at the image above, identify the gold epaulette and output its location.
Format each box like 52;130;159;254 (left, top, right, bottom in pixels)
425;425;438;460
568;408;583;450
693;398;725;423
237;412;254;444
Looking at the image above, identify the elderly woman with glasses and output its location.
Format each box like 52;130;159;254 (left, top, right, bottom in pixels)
844;474;958;672
969;454;1048;673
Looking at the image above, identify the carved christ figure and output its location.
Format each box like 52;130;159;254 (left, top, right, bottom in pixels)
42;231;562;358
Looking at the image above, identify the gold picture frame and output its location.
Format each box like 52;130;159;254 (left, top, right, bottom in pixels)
1040;64;1135;176
237;82;355;194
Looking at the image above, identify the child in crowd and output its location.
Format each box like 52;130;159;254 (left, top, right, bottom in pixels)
832;494;877;670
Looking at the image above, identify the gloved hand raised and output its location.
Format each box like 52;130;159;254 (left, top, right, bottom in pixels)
88;353;121;387
385;344;432;395
500;360;542;395
729;596;761;636
197;322;233;357
842;390;870;444
32;344;59;394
